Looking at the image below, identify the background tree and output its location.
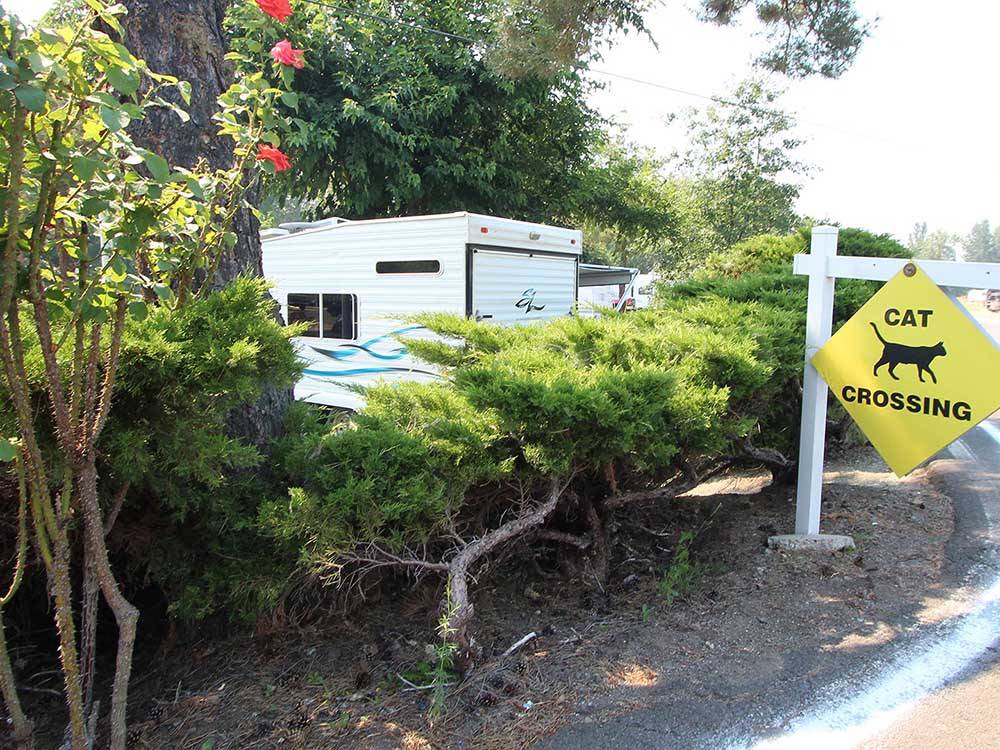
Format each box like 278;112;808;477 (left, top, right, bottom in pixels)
908;222;958;261
569;137;681;270
229;0;603;222
676;79;808;256
487;0;651;77
697;0;872;78
495;0;871;78
962;219;999;263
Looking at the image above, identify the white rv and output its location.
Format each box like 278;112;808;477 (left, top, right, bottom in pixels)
262;212;598;410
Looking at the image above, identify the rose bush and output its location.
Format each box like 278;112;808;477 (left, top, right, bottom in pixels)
0;1;308;747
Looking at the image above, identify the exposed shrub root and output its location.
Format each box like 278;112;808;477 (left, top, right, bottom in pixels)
443;476;569;657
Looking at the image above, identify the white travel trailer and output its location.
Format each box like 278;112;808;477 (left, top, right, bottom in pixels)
262;212;593;410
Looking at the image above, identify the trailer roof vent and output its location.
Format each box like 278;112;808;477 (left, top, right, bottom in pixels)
278;216;351;234
260;227;290;240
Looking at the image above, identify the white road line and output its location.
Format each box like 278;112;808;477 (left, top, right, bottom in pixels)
949;440;974;461
725;576;1000;750
979;419;1000;448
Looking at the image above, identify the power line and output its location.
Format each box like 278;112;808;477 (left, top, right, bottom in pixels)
586;68;757;110
299;0;766;113
297;0;923;147
300;0;939;151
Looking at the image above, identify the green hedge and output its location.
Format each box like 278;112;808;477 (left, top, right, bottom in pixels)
0;277;302;623
262;301;797;583
655;226;911;455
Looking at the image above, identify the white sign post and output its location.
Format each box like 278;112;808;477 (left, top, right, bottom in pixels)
771;226;1000;551
794;226;838;537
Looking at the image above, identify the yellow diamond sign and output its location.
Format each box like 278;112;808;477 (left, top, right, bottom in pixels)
812;264;1000;476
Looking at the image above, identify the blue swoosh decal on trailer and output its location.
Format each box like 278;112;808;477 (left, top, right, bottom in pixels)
316;343;407;361
302;366;440;378
309;325;425;361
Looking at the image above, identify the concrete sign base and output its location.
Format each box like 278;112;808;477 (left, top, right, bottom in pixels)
768;534;856;552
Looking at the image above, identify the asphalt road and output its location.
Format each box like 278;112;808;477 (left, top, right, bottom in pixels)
855;659;1000;749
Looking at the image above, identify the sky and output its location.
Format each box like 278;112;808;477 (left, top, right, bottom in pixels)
588;0;999;244
4;0;997;245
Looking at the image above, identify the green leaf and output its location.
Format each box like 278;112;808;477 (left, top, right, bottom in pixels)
128;300;148;322
116;236;139;253
108;256;128;283
185;177;206;201
0;72;15;90
142;151;170;183
80;303;110;324
129;206;156;233
107;65;140;96
88;91;121;108
100;105;129;132
72;155;102;182
14;85;47;112
148;71;179;84
280;91;299;110
27;52;50;74
177;80;192;105
38;29;63;45
200;739;216;750
153;283;173;302
80;198;109;217
0;438;16;462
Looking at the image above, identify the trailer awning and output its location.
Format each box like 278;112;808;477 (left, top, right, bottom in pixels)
578;263;639;287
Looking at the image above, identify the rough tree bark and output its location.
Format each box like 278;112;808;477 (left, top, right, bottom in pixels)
119;0;292;447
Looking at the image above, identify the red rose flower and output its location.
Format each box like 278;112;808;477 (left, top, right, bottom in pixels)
256;144;291;172
255;0;293;22
270;39;306;69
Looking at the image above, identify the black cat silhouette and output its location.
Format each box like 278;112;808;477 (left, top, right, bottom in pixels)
870;322;946;384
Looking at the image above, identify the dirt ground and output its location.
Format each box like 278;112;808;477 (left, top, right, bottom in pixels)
85;444;952;750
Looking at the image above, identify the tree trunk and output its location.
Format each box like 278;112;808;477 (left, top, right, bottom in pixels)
119;0;292;447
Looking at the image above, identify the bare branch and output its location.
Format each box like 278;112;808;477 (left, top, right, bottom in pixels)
103;482;131;538
1;455;30;606
444;475;571;651
81;323;102;450
342;544;450;574
737;437;791;472
90;297;128;444
534;530;591;549
500;631;537;658
604;459;733;510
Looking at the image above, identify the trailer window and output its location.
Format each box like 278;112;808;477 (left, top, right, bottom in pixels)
376;260;441;274
322;293;357;340
287;293;320;337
